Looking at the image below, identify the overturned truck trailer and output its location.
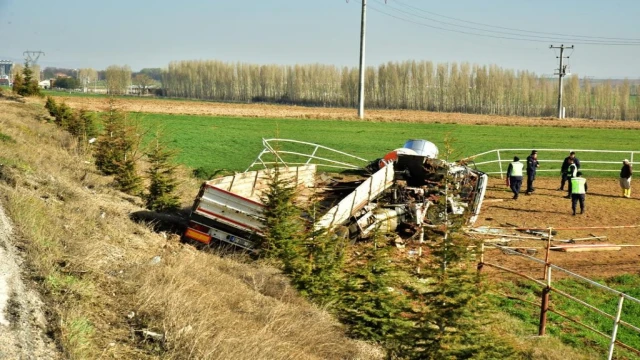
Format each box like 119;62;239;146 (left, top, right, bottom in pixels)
183;139;488;250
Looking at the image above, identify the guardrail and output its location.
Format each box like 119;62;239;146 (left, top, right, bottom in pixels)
476;226;640;360
465;149;639;178
246;138;370;172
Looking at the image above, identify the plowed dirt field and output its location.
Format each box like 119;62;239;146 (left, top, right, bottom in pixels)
52;96;640;130
476;177;640;280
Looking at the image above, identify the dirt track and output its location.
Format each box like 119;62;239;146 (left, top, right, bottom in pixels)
52;96;640;130
0;204;58;359
476;177;640;280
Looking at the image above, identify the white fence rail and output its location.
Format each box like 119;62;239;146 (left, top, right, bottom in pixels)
465;149;639;178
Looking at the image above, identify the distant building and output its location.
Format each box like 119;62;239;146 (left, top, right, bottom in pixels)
39;80;52;89
0;60;13;82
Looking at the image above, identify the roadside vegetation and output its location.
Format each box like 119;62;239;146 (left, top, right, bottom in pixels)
0;95;382;359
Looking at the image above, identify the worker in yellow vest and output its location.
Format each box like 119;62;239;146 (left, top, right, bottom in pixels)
506;156;524;199
570;171;588;216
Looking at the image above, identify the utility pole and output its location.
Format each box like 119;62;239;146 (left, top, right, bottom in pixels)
357;0;367;119
550;44;573;119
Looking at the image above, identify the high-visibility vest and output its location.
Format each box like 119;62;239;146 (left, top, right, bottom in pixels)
510;162;524;177
571;177;586;194
567;164;577;177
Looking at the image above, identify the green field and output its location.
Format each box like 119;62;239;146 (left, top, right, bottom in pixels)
134;113;640;176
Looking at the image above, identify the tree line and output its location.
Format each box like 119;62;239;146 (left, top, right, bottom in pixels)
162;60;640;121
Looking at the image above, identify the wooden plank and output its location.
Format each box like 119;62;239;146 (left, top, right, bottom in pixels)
551;244;622;252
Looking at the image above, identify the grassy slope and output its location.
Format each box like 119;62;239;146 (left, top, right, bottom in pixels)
134;113;640;175
0;96;383;359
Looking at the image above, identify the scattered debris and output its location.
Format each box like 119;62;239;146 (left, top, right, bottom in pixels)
183;139;489;251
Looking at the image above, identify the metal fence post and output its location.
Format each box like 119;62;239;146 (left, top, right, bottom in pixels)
631;151;635;165
607;294;626;360
543;227;553;280
497;150;504;179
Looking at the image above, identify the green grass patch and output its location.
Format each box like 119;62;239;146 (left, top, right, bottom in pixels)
494;275;640;359
132;112;640;176
0;132;15;143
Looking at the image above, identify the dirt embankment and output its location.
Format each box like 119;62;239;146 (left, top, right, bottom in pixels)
0;205;58;359
51;96;640;130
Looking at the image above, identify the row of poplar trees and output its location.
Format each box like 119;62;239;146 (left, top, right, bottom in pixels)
162;60;640;120
259;145;515;359
44;97;180;212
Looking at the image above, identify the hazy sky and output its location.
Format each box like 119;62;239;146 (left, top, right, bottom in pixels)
1;0;639;78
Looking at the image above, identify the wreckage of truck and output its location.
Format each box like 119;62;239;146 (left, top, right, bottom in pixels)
183;139;488;251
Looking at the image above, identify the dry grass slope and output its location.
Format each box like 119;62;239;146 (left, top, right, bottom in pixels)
0;96;382;359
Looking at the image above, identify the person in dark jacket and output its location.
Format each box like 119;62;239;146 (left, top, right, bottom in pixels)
620;159;633;198
559;151;580;190
506;156;524;199
563;158;578;199
525;150;539;195
570;171;588;215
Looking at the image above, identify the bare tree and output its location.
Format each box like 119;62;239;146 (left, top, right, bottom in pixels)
133;74;154;96
105;65;131;95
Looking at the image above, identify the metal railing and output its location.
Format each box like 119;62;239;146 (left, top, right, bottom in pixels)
465;149;639;178
245;138;370;172
477;226;640;360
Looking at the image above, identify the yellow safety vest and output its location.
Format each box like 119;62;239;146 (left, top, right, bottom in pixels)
510;162;523;177
571;177;586;194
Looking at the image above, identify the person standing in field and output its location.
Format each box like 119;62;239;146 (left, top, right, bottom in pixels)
559;151;580;191
525;150;539;195
620;159;633;198
570;171;587;216
506;156;524;200
563;158;578;199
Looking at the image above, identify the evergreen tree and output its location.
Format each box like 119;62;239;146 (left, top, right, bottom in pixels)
78;109;98;139
95;101;127;175
44;96;58;119
11;73;24;94
114;155;142;195
94;100;144;195
260;165;307;270
145;136;180;212
400;138;515;359
53;102;77;130
16;62;41;97
338;235;413;356
294;228;346;303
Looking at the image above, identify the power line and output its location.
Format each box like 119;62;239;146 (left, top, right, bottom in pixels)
376;0;640;45
393;0;640;42
366;4;640;46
